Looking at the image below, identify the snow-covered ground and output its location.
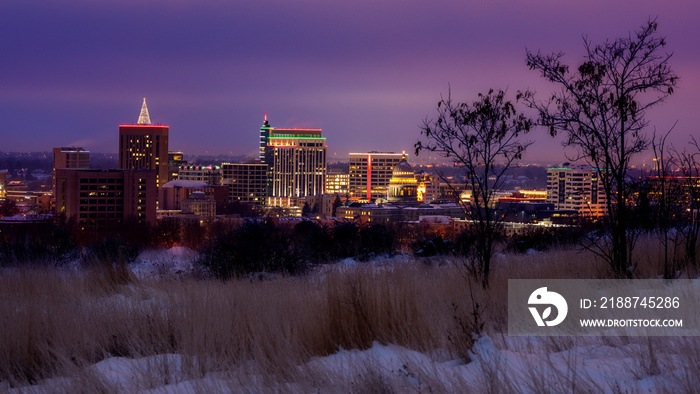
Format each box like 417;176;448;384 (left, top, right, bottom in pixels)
11;334;694;393
4;247;696;392
129;246;203;280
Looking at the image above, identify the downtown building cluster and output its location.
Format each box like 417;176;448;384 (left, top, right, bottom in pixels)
47;100;442;229
4;99;656;232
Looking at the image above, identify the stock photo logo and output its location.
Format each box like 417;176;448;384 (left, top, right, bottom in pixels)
528;287;568;327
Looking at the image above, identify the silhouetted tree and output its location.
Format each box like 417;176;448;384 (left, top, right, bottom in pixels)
154;218;181;248
0;199;18;217
332;194;342;217
674;137;700;266
649;130;686;278
331;221;361;259
416;89;532;287
521;18;678;277
293;220;332;263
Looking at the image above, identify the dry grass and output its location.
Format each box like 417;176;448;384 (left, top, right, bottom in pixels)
1;242;698;391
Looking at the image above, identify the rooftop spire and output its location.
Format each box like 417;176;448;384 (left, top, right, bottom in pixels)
263;111;270;127
137;98;151;125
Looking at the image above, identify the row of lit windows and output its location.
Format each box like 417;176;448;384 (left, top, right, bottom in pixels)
80;178;124;184
80;206;124;212
79;199;123;205
80;192;123;198
79;213;121;219
79;185;123;191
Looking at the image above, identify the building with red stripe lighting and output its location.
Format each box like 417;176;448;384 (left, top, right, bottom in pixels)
349;152;407;202
119;98;169;190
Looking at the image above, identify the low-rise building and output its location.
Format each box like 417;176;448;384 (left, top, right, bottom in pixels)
181;191;216;221
336;202;466;224
177;164;222;185
159;180;227;211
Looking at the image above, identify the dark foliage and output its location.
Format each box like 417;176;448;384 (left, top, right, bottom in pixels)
0;199;19;217
292;220;333;264
80;238;141;266
330;221;362;258
199;220;306;280
218;201;261;217
411;236;453;257
199;219;400;279
0;215;78;266
506;227;585;254
153;218;181;248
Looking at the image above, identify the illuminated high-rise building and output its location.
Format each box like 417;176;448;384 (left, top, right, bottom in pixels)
167;151;186;181
222;161;268;207
546;164;607;218
0;170;6;199
349;152;406;201
326;168;349;195
119;98;169;189
260;114;326;205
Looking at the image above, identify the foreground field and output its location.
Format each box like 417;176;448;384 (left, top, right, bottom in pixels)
1;245;699;392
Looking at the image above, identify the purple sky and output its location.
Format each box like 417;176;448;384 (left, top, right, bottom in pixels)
2;0;698;164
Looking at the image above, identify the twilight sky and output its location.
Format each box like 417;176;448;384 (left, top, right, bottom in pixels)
1;0;698;164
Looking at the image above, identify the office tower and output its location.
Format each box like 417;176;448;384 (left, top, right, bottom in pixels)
546;164;607;218
349;152;406;201
326;168;349;195
53;147;90;193
119;98;169;189
0;170;6;199
260;112;272;164
168;151;186;181
221;161;268;207
54;168;156;228
260;115;326;205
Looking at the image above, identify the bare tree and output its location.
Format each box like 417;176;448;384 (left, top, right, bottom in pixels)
649;129;684;278
520;19;678;277
416;89;532;287
674;137;700;266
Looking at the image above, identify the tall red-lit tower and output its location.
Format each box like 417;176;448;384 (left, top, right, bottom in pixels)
119;98;169;189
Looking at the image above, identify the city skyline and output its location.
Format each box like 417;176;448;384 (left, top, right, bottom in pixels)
2;1;699;164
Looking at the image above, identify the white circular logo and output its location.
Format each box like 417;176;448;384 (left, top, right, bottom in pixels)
528;287;568;327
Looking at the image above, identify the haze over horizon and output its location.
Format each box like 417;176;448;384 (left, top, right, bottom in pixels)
2;1;698;165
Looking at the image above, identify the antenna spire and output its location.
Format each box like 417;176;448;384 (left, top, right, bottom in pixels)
137;98;151;125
